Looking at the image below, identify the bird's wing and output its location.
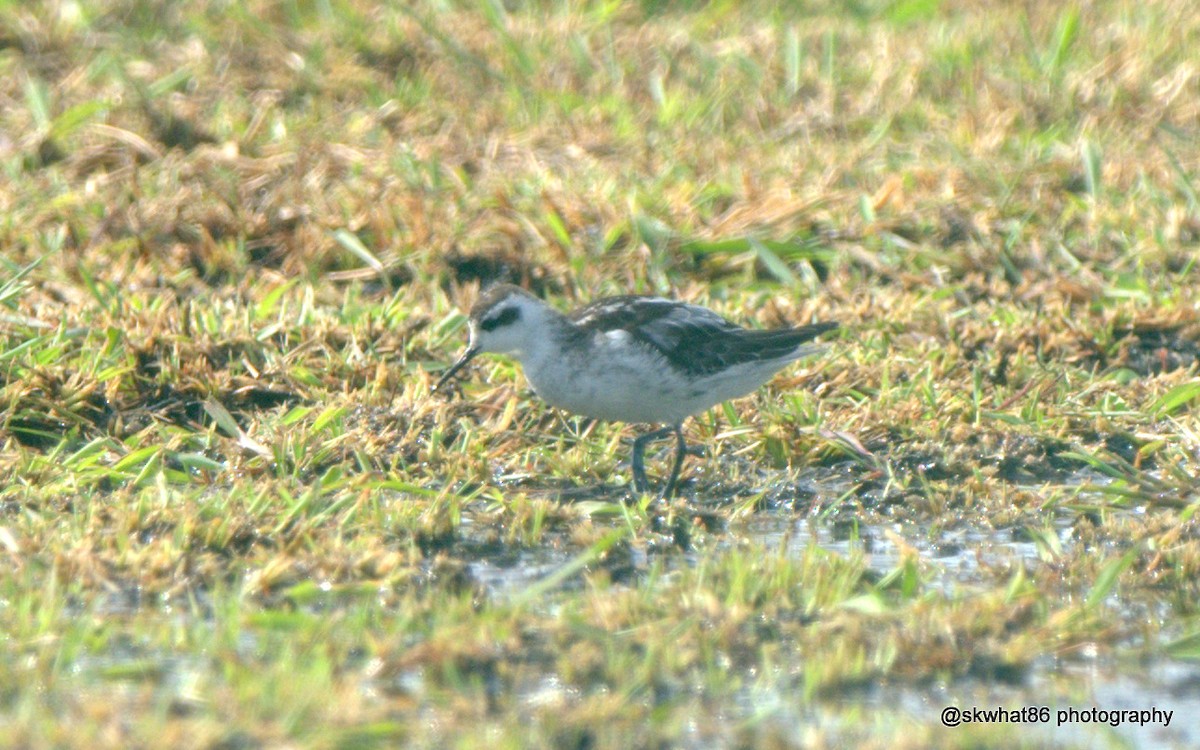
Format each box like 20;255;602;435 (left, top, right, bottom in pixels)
570;296;836;376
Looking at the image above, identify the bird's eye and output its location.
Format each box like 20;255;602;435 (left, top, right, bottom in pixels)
480;306;520;332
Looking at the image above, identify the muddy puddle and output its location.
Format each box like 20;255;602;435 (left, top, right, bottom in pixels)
733;512;1049;590
467;547;577;598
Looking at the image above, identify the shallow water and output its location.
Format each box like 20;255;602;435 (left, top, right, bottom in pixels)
467;547;576;597
463;468;1200;747
812;660;1200;749
734;511;1049;591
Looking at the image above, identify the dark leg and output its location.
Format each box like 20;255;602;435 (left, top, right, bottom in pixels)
660;423;687;500
631;426;675;494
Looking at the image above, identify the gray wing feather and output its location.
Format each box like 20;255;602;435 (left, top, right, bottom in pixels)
569;296;837;376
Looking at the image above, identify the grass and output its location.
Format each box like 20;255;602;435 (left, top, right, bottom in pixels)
2;0;1200;747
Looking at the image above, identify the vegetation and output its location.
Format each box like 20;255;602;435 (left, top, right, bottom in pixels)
1;0;1198;747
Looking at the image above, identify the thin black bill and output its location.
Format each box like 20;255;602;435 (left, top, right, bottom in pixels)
432;346;480;394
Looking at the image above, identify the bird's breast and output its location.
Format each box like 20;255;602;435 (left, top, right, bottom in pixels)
520;340;693;424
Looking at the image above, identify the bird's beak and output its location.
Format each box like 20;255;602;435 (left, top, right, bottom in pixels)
432;345;480;395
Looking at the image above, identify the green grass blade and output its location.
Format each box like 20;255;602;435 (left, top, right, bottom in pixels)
1084;545;1140;611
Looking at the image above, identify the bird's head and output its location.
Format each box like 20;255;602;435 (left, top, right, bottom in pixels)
432;284;547;393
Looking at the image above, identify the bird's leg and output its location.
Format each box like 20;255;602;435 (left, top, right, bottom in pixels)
631;426;675;494
659;422;687;500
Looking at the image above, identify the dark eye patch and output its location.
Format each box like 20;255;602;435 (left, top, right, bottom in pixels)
480;306;519;332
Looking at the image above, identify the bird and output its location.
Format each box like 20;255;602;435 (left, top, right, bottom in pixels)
433;283;837;499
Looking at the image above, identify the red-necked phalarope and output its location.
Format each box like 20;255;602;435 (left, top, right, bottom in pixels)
433;284;838;499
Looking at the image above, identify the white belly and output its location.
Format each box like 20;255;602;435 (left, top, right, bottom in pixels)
518;332;795;425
